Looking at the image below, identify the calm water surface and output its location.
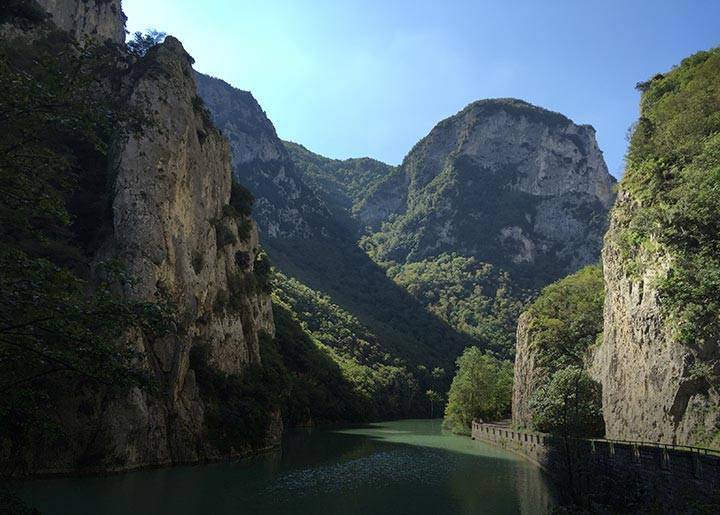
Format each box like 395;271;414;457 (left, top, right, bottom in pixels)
17;419;555;514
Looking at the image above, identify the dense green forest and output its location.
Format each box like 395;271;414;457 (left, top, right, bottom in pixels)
284;141;396;221
265;236;474;378
387;253;528;358
273;271;448;418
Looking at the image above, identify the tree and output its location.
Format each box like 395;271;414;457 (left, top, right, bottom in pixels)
127;29;166;57
530;366;604;438
443;347;513;433
426;389;443;418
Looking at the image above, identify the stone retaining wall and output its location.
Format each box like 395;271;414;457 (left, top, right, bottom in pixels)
472;422;720;511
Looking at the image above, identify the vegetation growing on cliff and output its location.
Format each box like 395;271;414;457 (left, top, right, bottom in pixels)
530;366;604;437
0;25;169;473
522;265;605;437
617;47;720;352
284;140;395;216
191;302;365;449
443;347;513;433
525;265;604;369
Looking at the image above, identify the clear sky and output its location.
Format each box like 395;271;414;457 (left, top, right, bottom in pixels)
122;0;719;177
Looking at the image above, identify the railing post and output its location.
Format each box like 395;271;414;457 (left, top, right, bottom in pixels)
692;452;702;479
661;448;670;471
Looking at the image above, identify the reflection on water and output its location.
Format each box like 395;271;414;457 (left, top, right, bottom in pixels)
16;419;554;515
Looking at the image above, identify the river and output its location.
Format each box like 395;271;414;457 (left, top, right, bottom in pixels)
16;419;555;514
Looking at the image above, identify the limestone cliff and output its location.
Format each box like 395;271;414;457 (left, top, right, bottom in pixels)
195;74;335;240
592;48;720;447
511;265;604;430
592;197;689;444
361;99;616;287
594;193;720;446
23;1;277;474
511;311;546;428
36;0;126;44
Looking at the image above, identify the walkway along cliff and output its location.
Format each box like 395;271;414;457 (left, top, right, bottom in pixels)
472;422;720;510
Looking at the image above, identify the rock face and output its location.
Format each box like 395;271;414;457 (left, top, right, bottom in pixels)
592;193;720;445
195;74;334;240
26;3;276;474
512;312;547;428
361;99;616;286
591;48;720;448
36;0;126;44
511;264;604;429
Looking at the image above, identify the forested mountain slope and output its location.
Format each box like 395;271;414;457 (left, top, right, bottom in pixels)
360;99;616;289
197;74;476;415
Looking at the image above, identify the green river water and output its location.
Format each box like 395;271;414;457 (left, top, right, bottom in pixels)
16;419;555;514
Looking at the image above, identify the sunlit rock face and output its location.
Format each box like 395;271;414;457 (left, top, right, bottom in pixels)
592;191;720;446
511;312;548;429
195;73;336;241
360;98;616;287
19;3;278;475
36;0;127;44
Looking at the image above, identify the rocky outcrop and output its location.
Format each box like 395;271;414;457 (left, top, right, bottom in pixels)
511;264;604;430
512;312;548;428
195;74;335;240
361;99;616;286
23;3;277;475
36;0;126;44
591;48;720;448
592;193;720;446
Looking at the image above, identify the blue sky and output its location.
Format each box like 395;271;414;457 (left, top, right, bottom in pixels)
123;0;719;177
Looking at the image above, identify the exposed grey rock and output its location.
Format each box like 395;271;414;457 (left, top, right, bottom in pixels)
195;74;335;240
36;0;126;44
21;2;278;474
361;99;616;285
512;311;548;428
592;192;720;446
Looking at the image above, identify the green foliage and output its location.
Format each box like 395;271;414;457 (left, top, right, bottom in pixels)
525;264;604;369
0;29;170;474
190;340;282;448
388;253;528;358
266;237;473;372
0;0;46;27
284;140;396;216
192;302;368;450
443;347;513;433
127;29;166;57
215;221;237;248
272;271;442;418
229;178;255;217
518;265;605;436
530;366;604;437
425;389;444;418
617;47;720;350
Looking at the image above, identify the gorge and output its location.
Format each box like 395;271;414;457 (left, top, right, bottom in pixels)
1;0;719;513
